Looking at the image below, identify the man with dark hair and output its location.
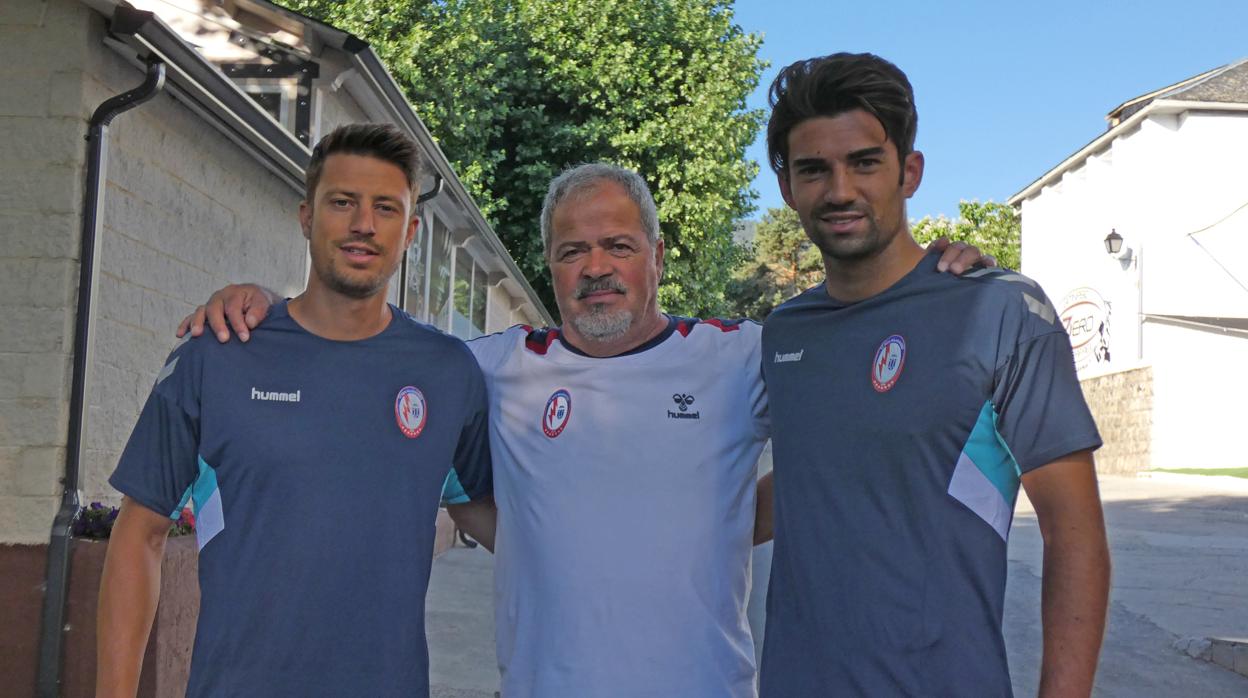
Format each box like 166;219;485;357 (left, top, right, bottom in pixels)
758;52;1110;697
96;123;492;697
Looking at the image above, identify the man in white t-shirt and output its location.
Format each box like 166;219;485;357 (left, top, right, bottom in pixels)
180;164;987;696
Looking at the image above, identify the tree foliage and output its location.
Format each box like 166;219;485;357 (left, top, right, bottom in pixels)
277;0;765;317
911;200;1021;271
725;199;1022;320
724;206;821;320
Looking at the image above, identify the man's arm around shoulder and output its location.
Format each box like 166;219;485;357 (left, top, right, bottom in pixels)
1020;449;1110;698
97;497;175;697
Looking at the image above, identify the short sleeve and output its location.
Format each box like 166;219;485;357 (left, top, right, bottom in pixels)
467;326;524;382
992;331;1102;473
108;341;203;518
444;354;492;504
741;321;770;440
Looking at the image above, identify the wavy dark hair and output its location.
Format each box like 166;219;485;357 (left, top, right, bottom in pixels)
767;53;917;180
305;123;423;205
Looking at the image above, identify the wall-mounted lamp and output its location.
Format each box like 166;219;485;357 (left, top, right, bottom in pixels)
1104;228;1134;262
1104;229;1124;255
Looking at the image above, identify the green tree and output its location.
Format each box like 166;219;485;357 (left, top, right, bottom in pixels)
278;0;765;317
911;200;1021;270
724;206;820;320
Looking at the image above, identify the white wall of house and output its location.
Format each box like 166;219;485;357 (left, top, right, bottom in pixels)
1018;108;1248;470
1148;322;1248;469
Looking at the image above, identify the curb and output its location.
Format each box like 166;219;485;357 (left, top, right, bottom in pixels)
1136;471;1248;494
1175;637;1248;678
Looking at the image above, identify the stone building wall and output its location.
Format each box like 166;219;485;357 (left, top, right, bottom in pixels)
1079;366;1154;475
0;0;310;543
81;28;309;510
0;0;96;545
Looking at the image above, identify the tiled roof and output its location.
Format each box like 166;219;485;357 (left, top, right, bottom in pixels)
1109;59;1248;125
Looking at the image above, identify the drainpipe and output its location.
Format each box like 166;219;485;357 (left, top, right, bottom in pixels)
35;58;166;698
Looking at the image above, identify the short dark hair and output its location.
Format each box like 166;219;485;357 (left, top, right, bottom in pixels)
766;53;918;176
304;123;423;205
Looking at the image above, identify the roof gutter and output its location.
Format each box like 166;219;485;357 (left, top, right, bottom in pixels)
83;0;311;192
35;30;166;694
104;0;552;323
1009;99;1248;206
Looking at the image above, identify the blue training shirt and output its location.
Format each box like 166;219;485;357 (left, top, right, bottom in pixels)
110;301;491;697
760;252;1101;697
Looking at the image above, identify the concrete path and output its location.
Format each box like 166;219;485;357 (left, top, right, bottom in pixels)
426;545;498;698
424;474;1248;696
1005;474;1248;696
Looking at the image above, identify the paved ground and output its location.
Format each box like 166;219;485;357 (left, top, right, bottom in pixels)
425;474;1248;696
426;545;498;698
1006;474;1248;696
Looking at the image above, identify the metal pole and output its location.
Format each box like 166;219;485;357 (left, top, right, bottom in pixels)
35;59;165;698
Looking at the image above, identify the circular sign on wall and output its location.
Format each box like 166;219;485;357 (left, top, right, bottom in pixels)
1059;287;1112;372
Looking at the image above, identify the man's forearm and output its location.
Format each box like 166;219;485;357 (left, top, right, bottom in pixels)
1038;529;1108;698
97;503;170;698
1038;515;1111;697
447;497;498;553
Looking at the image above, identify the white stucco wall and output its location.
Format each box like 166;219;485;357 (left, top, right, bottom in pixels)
1147;322;1248;469
1018;107;1248;470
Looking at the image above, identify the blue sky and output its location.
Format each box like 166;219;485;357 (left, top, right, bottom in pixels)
732;0;1248;221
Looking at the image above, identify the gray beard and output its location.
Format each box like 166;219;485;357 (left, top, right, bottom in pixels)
571;306;634;343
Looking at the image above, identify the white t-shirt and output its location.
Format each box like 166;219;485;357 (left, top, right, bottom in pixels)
469;317;769;698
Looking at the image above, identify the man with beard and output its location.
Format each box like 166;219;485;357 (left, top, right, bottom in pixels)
758;53;1110;697
97;124;491;697
178;162;989;696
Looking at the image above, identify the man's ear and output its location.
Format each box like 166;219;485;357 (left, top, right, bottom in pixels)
778;172;796;210
653;237;665;280
902;150;925;199
298;200;313;241
404;215;420;249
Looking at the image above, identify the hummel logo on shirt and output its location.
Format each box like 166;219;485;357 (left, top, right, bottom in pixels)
251;387;301;402
774;350;804;363
668;393;700;420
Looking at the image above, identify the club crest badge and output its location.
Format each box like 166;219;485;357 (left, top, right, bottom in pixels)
395;386;427;439
871;335;906;393
542;389;572;438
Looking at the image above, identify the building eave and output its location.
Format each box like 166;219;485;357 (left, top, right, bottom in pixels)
1009;99;1248;207
79;0;553;324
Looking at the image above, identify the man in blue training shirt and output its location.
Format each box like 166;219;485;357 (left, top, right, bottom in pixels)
757;54;1111;697
96;124;491;697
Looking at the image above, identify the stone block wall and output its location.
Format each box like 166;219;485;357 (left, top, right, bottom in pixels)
0;0;309;544
0;0;95;544
79;28;308;511
1079;366;1154;475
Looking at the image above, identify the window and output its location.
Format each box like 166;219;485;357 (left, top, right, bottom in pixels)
453;248;474;338
472;264;488;335
405;212;429;320
428;217;453;331
221;60;317;145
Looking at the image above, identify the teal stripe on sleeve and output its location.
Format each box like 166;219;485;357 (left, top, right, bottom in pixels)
963;401;1022;503
441;468;469;505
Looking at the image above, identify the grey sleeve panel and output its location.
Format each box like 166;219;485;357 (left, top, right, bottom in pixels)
108;342;204;516
992;331;1102;473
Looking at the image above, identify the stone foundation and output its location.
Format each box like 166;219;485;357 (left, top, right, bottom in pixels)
1079;366;1154;475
